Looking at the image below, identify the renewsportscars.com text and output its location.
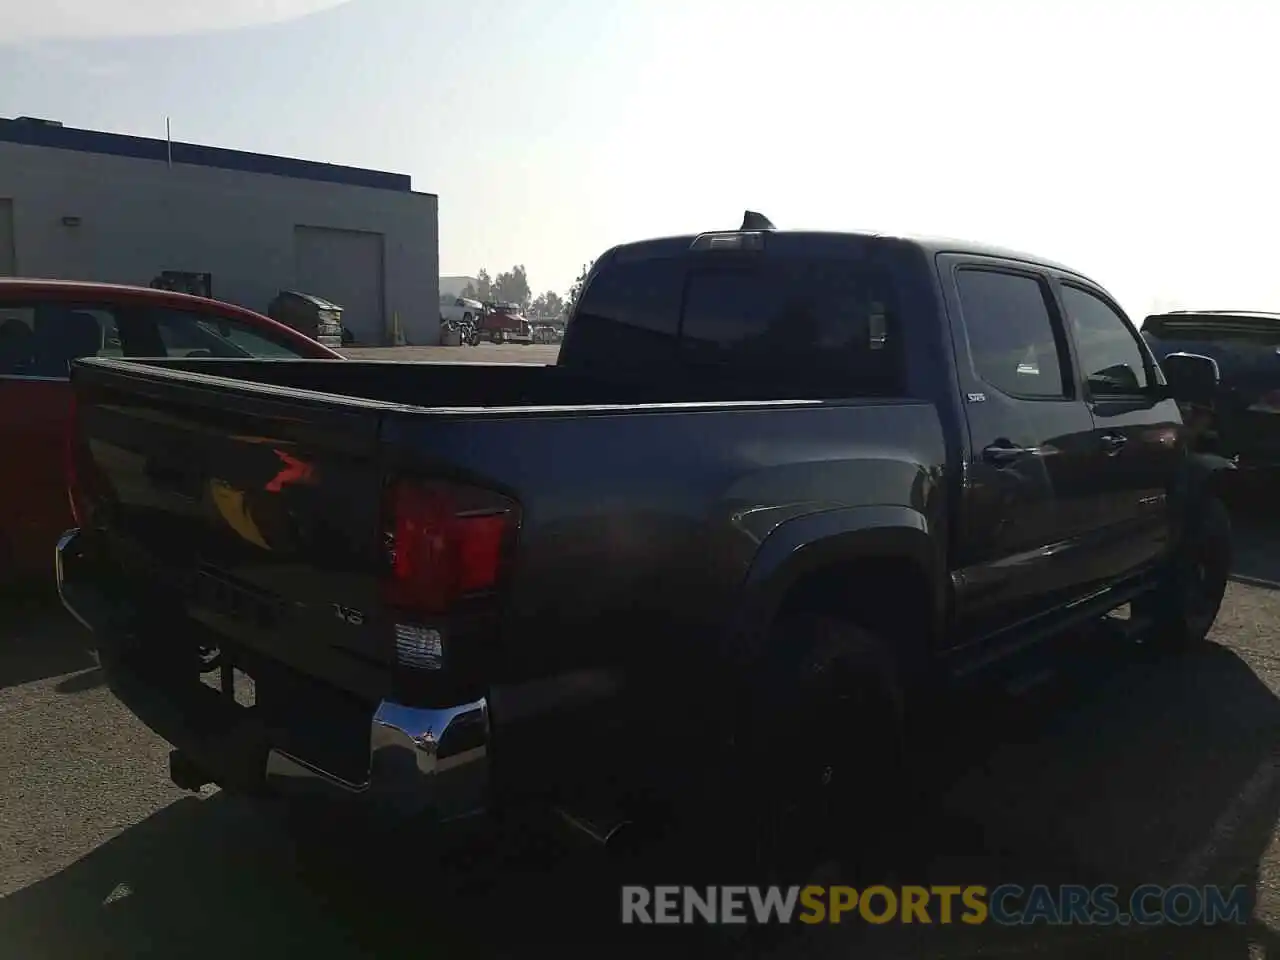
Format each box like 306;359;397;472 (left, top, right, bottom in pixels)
620;884;1251;926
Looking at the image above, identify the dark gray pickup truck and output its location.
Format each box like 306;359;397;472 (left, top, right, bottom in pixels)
57;217;1233;873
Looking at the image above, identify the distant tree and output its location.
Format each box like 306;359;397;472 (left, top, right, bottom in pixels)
459;281;478;300
491;265;531;309
475;269;493;301
530;290;565;319
566;261;593;313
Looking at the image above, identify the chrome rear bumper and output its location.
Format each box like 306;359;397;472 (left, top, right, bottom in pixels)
56;527;489;822
264;699;489;821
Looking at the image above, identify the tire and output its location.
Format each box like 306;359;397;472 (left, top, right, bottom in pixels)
1133;495;1231;652
703;616;914;887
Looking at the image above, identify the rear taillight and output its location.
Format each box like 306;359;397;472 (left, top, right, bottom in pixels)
381;479;518;617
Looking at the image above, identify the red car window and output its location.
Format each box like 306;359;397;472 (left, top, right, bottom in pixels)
0;303;119;378
150;307;316;358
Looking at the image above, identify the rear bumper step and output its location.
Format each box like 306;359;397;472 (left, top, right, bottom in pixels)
56;528;490;824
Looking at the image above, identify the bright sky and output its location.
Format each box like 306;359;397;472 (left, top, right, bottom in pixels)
2;0;1276;319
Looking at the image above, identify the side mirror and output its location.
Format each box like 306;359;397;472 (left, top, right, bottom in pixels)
1160;351;1220;405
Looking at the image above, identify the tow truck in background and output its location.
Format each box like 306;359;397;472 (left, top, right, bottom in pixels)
478;301;534;344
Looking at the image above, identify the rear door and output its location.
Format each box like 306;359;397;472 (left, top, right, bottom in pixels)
940;257;1103;643
0;298;118;574
1058;281;1181;581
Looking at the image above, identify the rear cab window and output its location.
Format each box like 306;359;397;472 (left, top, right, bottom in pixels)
680;258;901;394
560;244;905;396
559;254;685;373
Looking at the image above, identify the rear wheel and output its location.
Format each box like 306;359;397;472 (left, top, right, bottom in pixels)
701;617;913;888
1134;495;1231;651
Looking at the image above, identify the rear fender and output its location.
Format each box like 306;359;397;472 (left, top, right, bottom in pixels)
730;505;944;667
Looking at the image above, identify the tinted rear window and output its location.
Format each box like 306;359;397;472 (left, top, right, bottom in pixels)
562;253;902;395
681;260;897;391
561;256;685;370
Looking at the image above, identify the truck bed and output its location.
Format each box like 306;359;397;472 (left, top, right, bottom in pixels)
96;355;878;408
69;354;946;799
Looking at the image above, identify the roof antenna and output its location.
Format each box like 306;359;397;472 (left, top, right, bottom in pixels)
741;210;776;230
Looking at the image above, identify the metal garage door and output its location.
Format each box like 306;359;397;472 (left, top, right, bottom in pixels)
0;200;15;275
293;226;385;344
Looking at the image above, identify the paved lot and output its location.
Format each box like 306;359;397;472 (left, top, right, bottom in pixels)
0;346;1277;957
3;529;1277;959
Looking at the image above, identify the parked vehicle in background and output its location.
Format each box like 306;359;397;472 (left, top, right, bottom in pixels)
1141;309;1280;468
266;290;346;348
441;296;484;330
0;278;342;579
478;301;534;344
530;322;562;344
57;215;1232;882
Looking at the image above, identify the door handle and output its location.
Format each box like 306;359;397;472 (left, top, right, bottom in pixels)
982;442;1033;466
1100;433;1128;455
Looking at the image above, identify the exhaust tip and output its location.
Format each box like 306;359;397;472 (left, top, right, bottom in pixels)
555;806;634;849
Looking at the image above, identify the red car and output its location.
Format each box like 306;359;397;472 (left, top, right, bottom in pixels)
0;278;343;579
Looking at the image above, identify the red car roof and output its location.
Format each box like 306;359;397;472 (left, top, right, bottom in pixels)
0;277;344;358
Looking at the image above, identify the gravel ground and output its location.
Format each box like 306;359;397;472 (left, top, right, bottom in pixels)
0;350;1276;957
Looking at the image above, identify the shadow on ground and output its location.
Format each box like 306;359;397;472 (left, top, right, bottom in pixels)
1225;472;1280;587
0;590;95;690
0;630;1275;960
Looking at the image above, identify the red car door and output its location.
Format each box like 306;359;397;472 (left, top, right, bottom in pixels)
0;302;104;576
0;287;333;579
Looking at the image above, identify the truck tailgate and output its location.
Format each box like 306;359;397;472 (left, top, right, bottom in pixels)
72;358;393;697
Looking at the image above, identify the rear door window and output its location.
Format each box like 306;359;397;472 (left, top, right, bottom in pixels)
0;302;121;378
956;269;1069;399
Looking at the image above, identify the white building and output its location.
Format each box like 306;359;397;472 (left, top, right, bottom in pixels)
0;116;440;345
439;275;478;300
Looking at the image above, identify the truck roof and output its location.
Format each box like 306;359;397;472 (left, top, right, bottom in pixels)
605;228;1085;278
